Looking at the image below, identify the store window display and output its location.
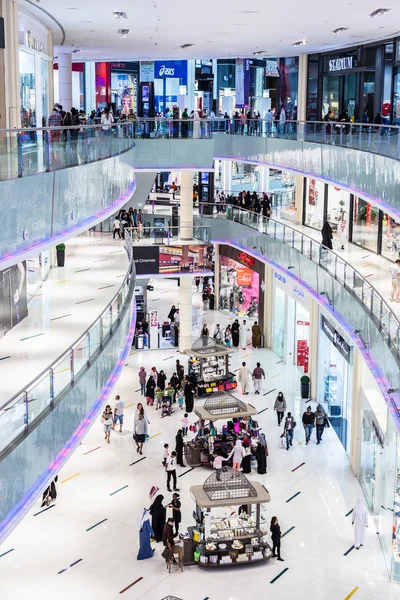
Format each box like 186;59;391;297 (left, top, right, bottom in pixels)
352;197;379;253
382;215;400;260
272;286;285;359
20;50;36;128
305;179;325;230
219;256;259;319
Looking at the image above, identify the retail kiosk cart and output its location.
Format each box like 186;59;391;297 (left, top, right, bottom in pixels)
184;336;236;397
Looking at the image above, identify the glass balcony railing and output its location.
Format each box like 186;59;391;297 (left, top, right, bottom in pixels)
0;239;135;541
195;204;400;429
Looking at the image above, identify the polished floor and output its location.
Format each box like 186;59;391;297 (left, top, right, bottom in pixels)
1;283;400;600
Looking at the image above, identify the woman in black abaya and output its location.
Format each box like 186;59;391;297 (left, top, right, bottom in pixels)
149;494;166;543
232;319;240;347
184;377;195;413
145;375;156;403
256;433;268;474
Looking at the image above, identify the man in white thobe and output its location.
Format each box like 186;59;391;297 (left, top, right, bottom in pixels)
352;497;368;549
239;319;249;350
238;361;252;395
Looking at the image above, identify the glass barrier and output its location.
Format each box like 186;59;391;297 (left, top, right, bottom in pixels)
0;241;134;457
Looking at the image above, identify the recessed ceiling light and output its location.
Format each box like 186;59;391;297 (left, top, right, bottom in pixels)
253;50;267;55
333;27;349;33
66;7;79;10
293;39;306;46
72;48;81;53
80;20;92;23
240;10;258;13
369;8;391;17
118;28;129;38
113;11;128;20
180;43;194;49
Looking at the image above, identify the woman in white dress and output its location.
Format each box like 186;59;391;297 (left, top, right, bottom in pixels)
352;497;368;549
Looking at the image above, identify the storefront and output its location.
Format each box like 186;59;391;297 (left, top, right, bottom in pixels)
307;40;400;124
110;62;139;115
218;246;265;330
195;60;214;114
153;60;188;116
276;57;298;120
272;271;311;372
27;250;51;302
317;312;353;451
18;11;52;128
303;178;351;237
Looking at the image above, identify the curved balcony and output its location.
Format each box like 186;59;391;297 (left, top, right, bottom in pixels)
0;240;136;543
195;206;400;432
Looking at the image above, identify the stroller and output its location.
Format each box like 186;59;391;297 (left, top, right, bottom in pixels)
161;398;173;418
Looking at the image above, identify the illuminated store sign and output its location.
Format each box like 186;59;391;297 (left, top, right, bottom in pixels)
237;251;255;268
321;315;351;362
329;57;354;72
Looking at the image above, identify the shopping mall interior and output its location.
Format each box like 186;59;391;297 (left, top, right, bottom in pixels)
2;2;400;600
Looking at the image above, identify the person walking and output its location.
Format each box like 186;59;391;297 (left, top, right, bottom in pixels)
175;429;186;467
270;516;284;561
315;404;328;444
252;362;265;394
239;319;249;350
201;324;209;346
302;405;315;445
168;492;182;536
145;375;156;405
139;367;147;396
157;369;167;391
224;324;232;347
134;413;148;455
390;259;400;302
352;497;368;550
273;392;287;426
149;494;166;543
238;361;251;395
112;394;125;432
251;321;262;348
101;405;113;444
213;323;223;342
231;319;240;347
283;412;296;450
184;376;195;413
256;433;268;474
321;221;333;250
137;509;154;560
166;451;180;492
134;402;150;426
113;216;121;239
228;439;245;471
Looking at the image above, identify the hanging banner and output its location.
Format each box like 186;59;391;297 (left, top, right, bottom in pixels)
235;59;244;107
243;59;251;108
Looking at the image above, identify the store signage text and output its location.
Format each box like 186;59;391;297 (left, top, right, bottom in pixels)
237;251;255;268
293;285;305;301
274;272;286;284
159;65;174;76
321;315;351;363
26;30;44;53
329;57;354;72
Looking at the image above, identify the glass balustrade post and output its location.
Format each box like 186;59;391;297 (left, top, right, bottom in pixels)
397;130;400;160
117;124;121;154
349;123;353;146
24;391;29;427
361;280;365;304
283;225;286;243
377;128;381;154
379;299;383;327
100;316;104;347
370;291;374;315
387;312;391;343
300;235;304;254
334;256;337;279
309;240;312;260
358;125;362;148
17;133;23;178
368;127;371;148
344;263;346;285
84;128;89;163
70;349;75;383
323;123;326;143
292;229;294;247
319;245;322;265
50;368;54;401
44;130;50;172
353;269;356;289
339;126;343;145
330;124;334;144
274;221;277;238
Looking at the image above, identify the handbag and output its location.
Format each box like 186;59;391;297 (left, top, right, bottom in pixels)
266;209;272;216
161;547;172;560
100;415;105;424
324;417;330;428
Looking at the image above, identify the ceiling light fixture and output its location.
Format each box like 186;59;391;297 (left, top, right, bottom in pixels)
293;39;306;46
253;50;267;55
113;11;128;20
369;7;391;17
72;48;81;53
333;27;349;33
118;28;129;38
180;43;194;49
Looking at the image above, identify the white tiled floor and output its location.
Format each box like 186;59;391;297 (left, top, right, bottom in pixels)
2;283;400;600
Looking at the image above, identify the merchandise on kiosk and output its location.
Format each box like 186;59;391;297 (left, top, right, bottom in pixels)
184;336;236;397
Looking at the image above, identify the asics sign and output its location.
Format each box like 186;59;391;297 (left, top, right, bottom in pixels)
159;65;175;76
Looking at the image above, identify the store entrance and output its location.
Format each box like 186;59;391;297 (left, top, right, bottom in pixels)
321;73;357;119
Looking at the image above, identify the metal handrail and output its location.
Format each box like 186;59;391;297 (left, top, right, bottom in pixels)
0;242;134;414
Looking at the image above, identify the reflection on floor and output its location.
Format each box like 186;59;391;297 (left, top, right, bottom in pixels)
2;289;400;600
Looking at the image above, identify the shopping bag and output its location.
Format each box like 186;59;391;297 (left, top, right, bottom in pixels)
279;436;286;449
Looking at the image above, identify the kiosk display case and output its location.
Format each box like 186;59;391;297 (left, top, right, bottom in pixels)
184;336;236;396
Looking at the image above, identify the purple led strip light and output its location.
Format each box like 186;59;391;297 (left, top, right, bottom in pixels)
0;176;137;268
214;237;400;432
0;297;137;544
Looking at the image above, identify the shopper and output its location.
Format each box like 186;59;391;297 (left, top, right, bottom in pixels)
252;362;265;394
112;216;121;239
139;367;147;396
390;259;400;302
181;413;189;436
170;372;180;397
168;305;177;322
177;387;184;409
41;476;58;507
145;375;156;405
134;413;148;455
149;494;166;543
321;220;333;250
201;324;209;346
251;321;262;348
238;362;252;395
224;325;232;347
213;452;228;481
273;392;287;426
239;319;249;350
302;405;315;445
213;323;223;342
315;404;328;444
168;492;182;536
175;429;186;467
220;433;229;458
176;359;184;384
112;394;125;433
352;497;368;550
162;517;175;552
157;369;167;391
283;412;296;450
184;376;195;413
195;276;200;291
270;516;284;561
162;443;169;467
241;442;252;474
231;319;240;347
155;387;163;410
101;405;113;444
137;509;154;561
166;451;180;492
256;433;268;474
228;439;245;471
135;402;150;426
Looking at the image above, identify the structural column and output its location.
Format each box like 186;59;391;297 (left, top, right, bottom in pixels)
221;160;232;193
179;277;193;352
293;175;304;224
349;347;363;476
0;0;20;129
57;53;73;111
213;244;220;310
308;298;319;400
180;170;193;240
263;263;273;348
258;166;270;194
297;54;308;140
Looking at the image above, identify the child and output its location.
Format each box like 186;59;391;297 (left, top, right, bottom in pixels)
213;452;228;481
164;383;174;403
162;443;169;467
177;387;184;410
181;413;189;437
155;387;163;410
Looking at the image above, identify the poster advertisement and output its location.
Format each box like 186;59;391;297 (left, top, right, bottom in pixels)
296;320;310;373
236;267;253;286
235;59;244;107
140;61;154;82
0;261;28;339
308;178;317;206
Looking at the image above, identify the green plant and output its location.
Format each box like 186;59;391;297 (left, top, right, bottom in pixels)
358;204;378;222
300;375;310;384
56;243;66;252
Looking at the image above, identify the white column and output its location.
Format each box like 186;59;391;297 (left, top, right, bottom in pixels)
58;53;73;111
258;166;270;193
308;298;319;400
214;244;220;309
0;0;20;129
221;160;232;193
186;60;195;114
212;59;218;102
85;62;96;112
297;54;308;140
180;171;193;240
179;277;193;352
47;29;54;114
294;175;304;224
349;347;362;476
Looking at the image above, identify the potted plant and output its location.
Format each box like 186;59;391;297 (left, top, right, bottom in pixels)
300;375;310;399
56;243;66;267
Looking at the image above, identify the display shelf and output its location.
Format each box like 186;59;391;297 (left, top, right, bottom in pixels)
206;532;264;542
198;555;272;567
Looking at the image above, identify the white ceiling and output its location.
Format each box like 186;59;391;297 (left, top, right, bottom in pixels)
21;0;400;60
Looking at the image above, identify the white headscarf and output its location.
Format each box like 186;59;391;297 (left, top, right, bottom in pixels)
137;508;150;531
353;497;367;524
